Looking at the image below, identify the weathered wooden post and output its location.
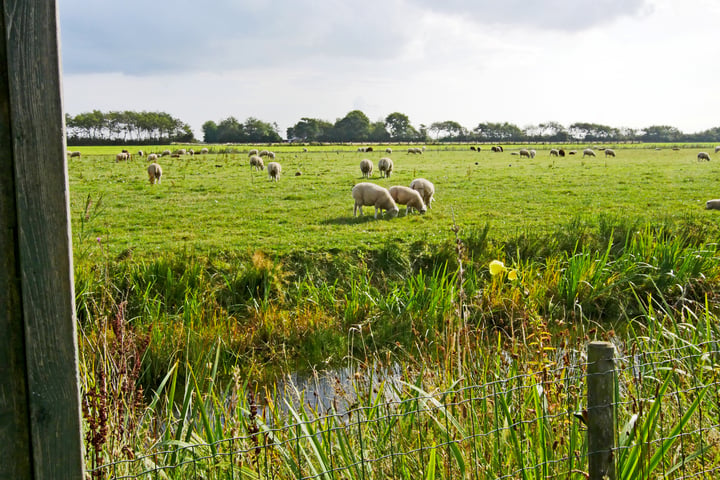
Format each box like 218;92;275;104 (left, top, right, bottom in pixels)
587;341;616;480
0;0;85;478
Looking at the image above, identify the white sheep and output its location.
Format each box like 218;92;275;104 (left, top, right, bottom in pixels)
385;147;392;154
352;183;399;219
161;149;171;156
519;149;530;159
582;148;596;158
267;151;276;159
389;186;426;214
407;147;423;154
250;155;265;171
188;148;194;155
360;159;373;178
715;146;720;153
147;162;162;185
258;149;269;157
529;149;536;159
176;149;186;155
147;153;158;162
200;147;209;154
357;147;366;152
378;157;394;178
706;199;720;210
549;149;559;157
248;149;259;156
115;152;129;162
698;152;710;161
409;178;435;209
267;162;282;181
604;148;616;157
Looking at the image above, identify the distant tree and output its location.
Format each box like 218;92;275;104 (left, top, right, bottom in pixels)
331;110;370;142
287;117;333;142
243;117;282;142
473;122;524;142
568;122;618;142
369;120;391;142
202;121;219;143
429;120;467;141
384;112;413;141
216;117;245;143
640;125;683;143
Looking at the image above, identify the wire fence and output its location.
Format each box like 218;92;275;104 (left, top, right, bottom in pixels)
88;339;720;479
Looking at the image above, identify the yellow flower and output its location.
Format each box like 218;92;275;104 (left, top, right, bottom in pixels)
489;260;507;276
508;269;518;281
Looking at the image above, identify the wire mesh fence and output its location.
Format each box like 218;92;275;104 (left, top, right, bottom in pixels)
88;339;720;479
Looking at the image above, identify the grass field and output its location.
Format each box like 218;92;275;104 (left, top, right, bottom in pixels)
68;143;720;262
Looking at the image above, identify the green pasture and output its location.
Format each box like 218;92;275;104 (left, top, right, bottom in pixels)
68;143;720;262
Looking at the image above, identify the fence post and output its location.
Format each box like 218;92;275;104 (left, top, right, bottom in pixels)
587;341;616;480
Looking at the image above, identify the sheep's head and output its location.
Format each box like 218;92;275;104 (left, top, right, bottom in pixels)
386;206;399;218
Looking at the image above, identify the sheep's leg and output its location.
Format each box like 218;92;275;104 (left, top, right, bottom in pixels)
374;206;379;219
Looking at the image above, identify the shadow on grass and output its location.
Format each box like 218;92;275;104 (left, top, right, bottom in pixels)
321;215;393;225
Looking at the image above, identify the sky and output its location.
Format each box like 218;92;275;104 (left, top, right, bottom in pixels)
58;0;720;140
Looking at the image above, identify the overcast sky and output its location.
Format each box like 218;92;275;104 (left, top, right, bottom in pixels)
58;0;720;140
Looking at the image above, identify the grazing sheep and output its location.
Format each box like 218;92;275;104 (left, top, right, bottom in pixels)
529;149;536;159
366;146;374;152
137;150;144;157
249;155;265;171
115;152;129;162
519;149;530;159
385;147;392;154
303;147;308;152
69;151;81;158
698;152;711;161
491;146;504;153
389;186;426;214
407;147;423;154
360;159;374;178
559;149;566;157
161;149;171;156
147;163;162;185
582;148;596;158
176;149;186;155
706;199;720;210
357;147;366;152
604;148;616;157
470;146;476;151
248;149;259;156
352;183;399;219
188;149;194;156
378;157;394;178
147;153;158;162
568;150;578;155
267;162;282;181
258;149;269;157
171;153;181;158
200;147;209;154
715;146;720;153
267;151;276;159
550;149;559;157
409;178;435;209
672;147;681;151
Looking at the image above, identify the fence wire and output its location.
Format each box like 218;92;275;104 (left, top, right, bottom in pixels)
88;340;720;479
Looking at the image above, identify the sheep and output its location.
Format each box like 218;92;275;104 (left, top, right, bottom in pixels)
519;149;531;159
303;147;308;152
491;146;504;153
248;149;259;156
176;149;186;155
378;157;393;178
604;148;616;157
582;148;596;158
698;152;711;161
529;149;536;159
706;199;720;210
69;151;81;158
200;147;209;154
352;183;399;219
470;146;476;151
385;147;392;154
147;153;158;162
267;151;276;159
559;149;566;157
258;149;269;157
137;150;144;157
171;153;181;158
360;159;373;178
409;178;435;209
161;149;171;156
357;147;366;152
147;162;162;185
267;162;282;181
188;149;194;156
715;146;720;153
549;149;559;157
250;155;265;171
115;152;129;162
407;147;423;154
568;150;578;155
389;186;426;214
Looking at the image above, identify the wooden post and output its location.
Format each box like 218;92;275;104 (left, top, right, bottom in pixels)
587;341;616;480
0;1;85;478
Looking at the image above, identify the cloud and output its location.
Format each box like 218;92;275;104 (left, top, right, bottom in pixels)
408;0;652;31
59;0;414;75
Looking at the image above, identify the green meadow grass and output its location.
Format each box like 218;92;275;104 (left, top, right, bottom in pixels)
69;143;720;261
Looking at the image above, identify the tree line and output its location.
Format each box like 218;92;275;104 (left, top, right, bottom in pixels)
67;109;720;145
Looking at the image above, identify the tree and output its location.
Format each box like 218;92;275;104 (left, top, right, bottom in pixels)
331;110;370;142
473;122;524;142
641;125;683;143
286;117;332;142
429;121;468;141
385;112;414;141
